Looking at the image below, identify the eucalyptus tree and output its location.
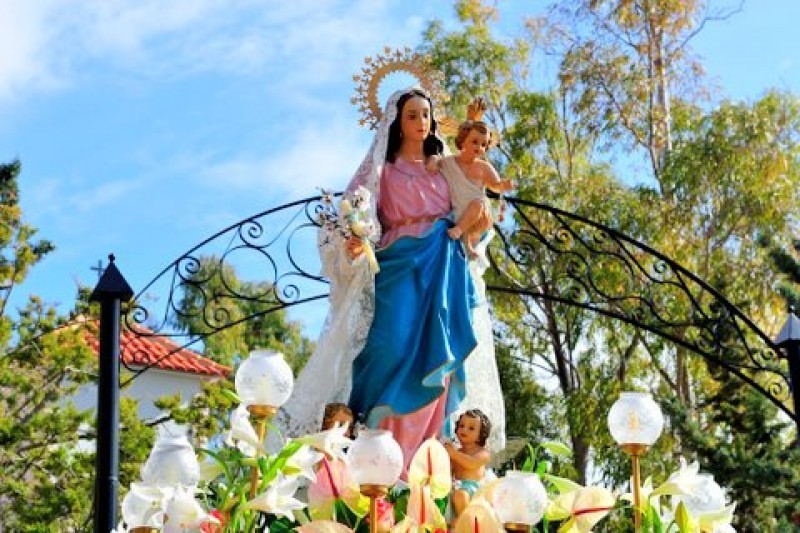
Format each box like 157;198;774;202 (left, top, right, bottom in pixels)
423;3;800;510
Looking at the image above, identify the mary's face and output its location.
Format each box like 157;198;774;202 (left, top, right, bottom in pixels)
399;96;431;143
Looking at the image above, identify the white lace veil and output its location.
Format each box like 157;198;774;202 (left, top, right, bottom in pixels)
276;88;412;439
278;87;506;453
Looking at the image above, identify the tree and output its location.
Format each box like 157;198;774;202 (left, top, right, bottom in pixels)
0;161;155;529
0;162;156;529
423;1;800;524
155;255;315;441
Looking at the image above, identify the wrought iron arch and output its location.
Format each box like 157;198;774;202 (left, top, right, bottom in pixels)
121;193;795;425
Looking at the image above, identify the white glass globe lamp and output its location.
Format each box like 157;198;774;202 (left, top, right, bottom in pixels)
347;429;404;492
492;471;547;530
140;434;199;488
234;349;294;410
607;391;664;448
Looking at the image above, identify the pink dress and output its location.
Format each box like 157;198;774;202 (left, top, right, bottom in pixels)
377;158;451;248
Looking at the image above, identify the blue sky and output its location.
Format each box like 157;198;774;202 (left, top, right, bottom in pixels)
1;0;799;336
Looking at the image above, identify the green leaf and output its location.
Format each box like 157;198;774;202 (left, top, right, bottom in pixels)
221;388;242;404
540;441;573;457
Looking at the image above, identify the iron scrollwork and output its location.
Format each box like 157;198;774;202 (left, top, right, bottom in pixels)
487;196;793;422
122;194;335;382
119;192;794;425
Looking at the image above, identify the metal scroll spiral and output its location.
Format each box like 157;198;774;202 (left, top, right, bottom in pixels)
121;194;333;381
486;196;793;421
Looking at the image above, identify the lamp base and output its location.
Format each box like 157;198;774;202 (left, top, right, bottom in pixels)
620;443;649;456
360;484;389;499
247;404;278;419
504;523;529;532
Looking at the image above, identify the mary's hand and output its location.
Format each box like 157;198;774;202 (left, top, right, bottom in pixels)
346;236;365;259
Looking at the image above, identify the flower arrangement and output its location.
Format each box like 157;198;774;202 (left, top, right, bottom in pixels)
318;186;380;273
117;425;737;532
116;352;737;533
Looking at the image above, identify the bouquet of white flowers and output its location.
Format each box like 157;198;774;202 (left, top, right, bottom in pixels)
318;186;380;274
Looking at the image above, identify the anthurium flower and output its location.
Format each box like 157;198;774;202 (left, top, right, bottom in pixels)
543;473;582;495
225;405;260;457
405;483;447;531
408;438;452;498
294;422;352;462
163;485;220;532
308;457;366;519
545;484;615;533
244;475;306;520
297;520;355;533
453;497;502;533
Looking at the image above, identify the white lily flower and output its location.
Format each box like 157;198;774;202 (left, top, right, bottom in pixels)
676;473;727;516
245;475;307;521
163;485;219;532
294;422;352;462
285;444;324;481
226;405;260;457
652;457;703;497
121;482;166;528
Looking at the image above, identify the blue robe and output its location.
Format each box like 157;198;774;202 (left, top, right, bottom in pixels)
348;220;478;433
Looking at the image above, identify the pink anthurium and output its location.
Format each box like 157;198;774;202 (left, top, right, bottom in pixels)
453;497;502;533
408;438;451;499
307;457;367;520
405;483;447;531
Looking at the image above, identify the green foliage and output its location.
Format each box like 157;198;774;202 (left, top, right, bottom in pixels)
172;255;314;371
0;161;154;529
423;1;800;527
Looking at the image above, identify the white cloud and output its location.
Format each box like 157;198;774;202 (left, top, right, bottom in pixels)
198;120;366;199
0;0;65;100
0;0;424;102
25;175;146;221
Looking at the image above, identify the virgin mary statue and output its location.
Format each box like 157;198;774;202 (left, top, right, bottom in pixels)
280;83;505;468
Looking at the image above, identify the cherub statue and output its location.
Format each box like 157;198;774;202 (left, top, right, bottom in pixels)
444;409;492;519
321;402;355;439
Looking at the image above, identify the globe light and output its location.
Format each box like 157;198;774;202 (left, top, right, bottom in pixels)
234;349;294;408
491;471;548;530
607;391;664;446
347;429;404;533
140;434;200;488
347;429;404;488
607;391;664;533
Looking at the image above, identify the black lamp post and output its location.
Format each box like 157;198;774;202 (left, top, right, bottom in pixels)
775;306;800;440
90;255;133;532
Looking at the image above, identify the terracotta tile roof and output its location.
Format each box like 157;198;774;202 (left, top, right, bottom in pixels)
87;325;231;378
